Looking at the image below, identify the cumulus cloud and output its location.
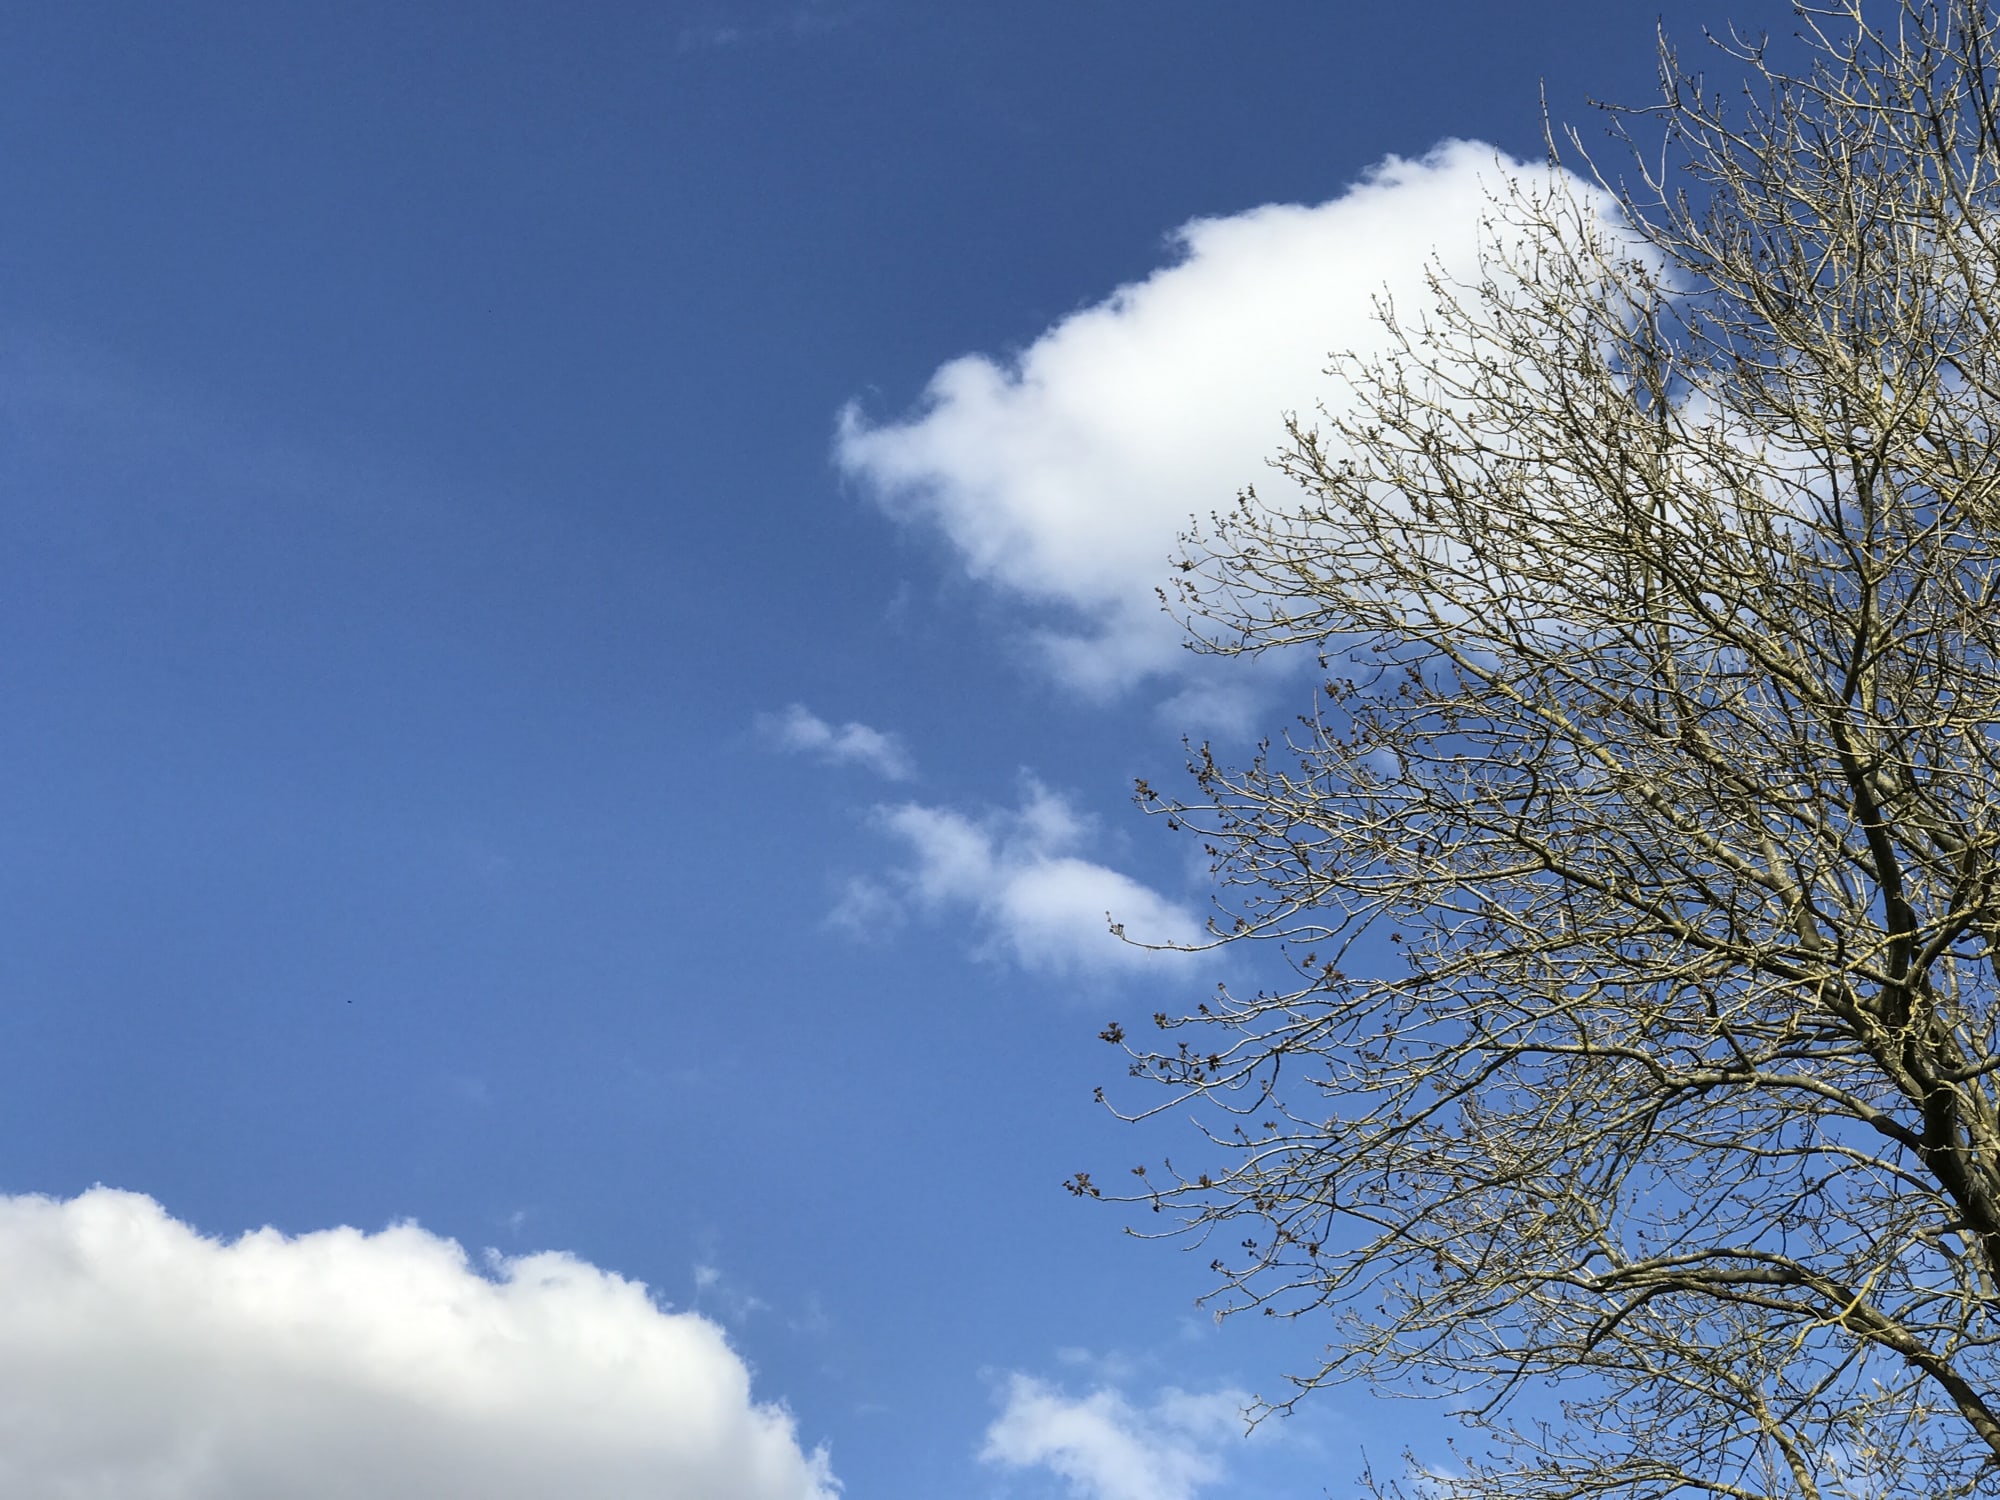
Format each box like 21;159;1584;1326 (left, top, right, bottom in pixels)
837;141;1598;696
761;703;914;780
0;1187;836;1500
833;779;1202;974
981;1374;1249;1500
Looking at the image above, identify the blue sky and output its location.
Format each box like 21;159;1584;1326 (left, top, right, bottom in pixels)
0;3;1736;1496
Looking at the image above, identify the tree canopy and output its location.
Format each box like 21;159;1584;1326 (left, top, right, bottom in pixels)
1094;4;2000;1495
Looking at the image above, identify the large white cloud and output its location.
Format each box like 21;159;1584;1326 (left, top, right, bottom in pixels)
837;141;1588;695
981;1374;1248;1500
833;779;1203;975
0;1188;837;1500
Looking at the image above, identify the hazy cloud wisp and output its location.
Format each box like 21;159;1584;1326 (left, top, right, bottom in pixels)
762;703;915;780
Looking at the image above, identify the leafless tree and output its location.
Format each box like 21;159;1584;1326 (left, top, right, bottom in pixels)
1087;5;2000;1495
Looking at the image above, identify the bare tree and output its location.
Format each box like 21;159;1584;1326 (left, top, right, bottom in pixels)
1087;5;2000;1495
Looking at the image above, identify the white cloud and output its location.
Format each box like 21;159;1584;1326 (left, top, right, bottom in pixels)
837;141;1596;696
761;703;914;780
0;1187;837;1500
981;1374;1248;1500
837;779;1203;974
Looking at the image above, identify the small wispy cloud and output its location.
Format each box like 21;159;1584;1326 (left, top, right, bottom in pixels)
760;704;914;780
981;1373;1250;1500
676;2;859;54
693;1261;771;1325
832;778;1204;975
